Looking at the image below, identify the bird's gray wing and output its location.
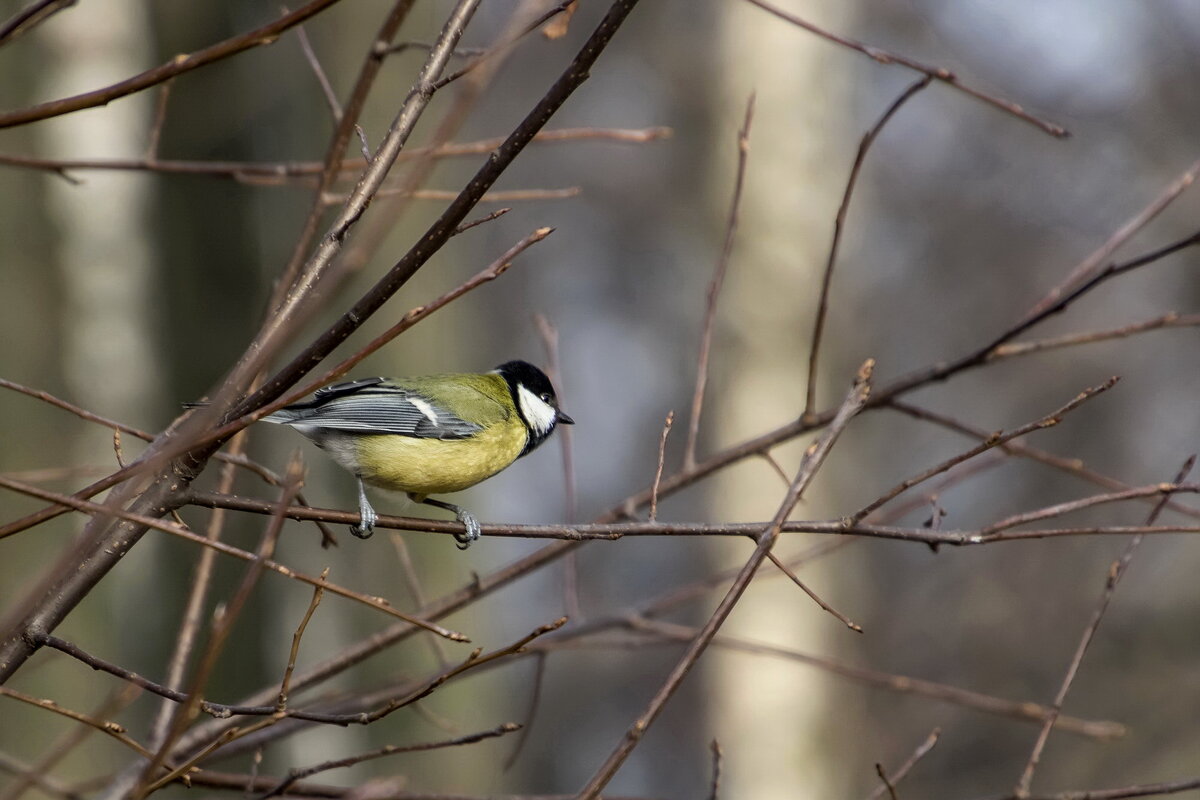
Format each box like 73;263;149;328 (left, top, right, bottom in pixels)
284;381;482;439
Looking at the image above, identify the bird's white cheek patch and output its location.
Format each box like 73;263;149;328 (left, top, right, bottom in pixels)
517;385;557;435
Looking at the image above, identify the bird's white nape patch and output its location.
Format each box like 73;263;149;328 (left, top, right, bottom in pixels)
408;397;440;425
517;384;558;435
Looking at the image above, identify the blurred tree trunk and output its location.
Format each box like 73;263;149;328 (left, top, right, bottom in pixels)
709;1;858;796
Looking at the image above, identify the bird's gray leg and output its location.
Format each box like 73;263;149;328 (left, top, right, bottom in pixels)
349;478;377;539
420;498;481;549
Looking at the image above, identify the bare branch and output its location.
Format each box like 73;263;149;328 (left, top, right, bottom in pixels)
0;0;76;46
765;550;862;632
0;0;349;129
0;687;152;758
684;94;754;470
1022;159;1200;321
650;411;675;523
257;723;521;799
744;0;1067;137
278;568;329;710
853;377;1119;523
866;729;940;800
805;76;930;419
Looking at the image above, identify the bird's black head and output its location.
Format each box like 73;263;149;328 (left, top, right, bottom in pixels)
494;360;574;456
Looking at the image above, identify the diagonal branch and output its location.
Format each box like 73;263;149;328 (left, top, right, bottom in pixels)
0;0;349;129
1012;457;1196;797
683;94;755;470
744;0;1067;137
574;361;873;799
805;76;930;419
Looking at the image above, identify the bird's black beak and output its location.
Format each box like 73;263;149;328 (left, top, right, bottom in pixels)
556;409;575;425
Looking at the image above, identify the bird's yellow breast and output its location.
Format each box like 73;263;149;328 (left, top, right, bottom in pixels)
353;420;528;499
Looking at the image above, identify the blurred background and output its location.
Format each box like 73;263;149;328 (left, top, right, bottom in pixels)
1;1;1198;798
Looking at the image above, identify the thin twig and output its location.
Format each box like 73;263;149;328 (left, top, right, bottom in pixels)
278;568;329;710
853;377;1119;522
0;128;673;178
502;651;548;772
991;313;1200;358
1012;456;1196;798
765;551;861;632
1023;159;1200;321
357;618;566;726
193;769;661;800
454;206;512;235
0;687;152;758
684;94;754;470
427;1;575;91
977;483;1199;538
534;312;580;619
320;186;581;204
0;684;139;800
805;76;930;419
0;0;349;129
887;401;1200;522
534;313;577;524
389;533;450;669
290;11;343;121
144;81;173;161
289;228;554;408
650;411;675;523
866;729;940;800
758;451;791;487
744;0;1067;137
0;0;76;46
182;486;1200;545
707;740;722;800
974;777;1200;800
875;764;900;800
257;723;521;799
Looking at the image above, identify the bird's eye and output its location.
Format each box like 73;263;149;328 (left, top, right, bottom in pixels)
540;393;551;403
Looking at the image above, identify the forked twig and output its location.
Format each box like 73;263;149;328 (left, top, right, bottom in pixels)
866;729;940;800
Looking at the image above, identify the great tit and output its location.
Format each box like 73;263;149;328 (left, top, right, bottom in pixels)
263;360;573;548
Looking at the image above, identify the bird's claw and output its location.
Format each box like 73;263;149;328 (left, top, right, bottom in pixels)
454;511;481;550
350;504;377;539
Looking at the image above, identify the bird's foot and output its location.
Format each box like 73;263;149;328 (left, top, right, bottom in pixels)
350;493;377;539
454;509;481;550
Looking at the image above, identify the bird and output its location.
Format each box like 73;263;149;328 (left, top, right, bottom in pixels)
262;360;573;548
